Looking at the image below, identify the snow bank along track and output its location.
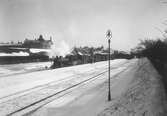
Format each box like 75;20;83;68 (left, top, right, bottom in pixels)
0;60;133;116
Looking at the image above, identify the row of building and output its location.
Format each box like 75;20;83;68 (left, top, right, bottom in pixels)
0;35;53;51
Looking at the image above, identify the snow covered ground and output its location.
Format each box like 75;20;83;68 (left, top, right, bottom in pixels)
0;61;52;77
0;58;166;116
28;58;167;116
0;59;127;116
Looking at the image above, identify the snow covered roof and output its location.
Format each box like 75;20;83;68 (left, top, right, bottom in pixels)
94;51;108;55
29;48;51;53
0;52;29;56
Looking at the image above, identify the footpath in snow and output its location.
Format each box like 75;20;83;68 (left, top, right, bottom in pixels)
29;58;167;116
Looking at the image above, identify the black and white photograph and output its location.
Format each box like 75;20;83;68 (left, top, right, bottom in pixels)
0;0;167;115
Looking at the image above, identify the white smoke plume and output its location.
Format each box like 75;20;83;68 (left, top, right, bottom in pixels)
48;40;70;58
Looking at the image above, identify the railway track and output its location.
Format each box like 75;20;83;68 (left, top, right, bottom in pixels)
0;60;132;116
0;61;128;102
0;64;109;102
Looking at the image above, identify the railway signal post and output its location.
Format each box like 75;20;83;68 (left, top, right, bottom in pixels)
106;29;112;101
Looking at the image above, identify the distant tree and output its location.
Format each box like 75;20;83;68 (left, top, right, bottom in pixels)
131;38;167;62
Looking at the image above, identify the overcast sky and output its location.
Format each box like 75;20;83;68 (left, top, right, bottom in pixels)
0;0;167;51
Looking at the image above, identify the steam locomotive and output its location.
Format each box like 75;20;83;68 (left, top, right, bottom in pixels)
50;51;133;69
50;52;108;69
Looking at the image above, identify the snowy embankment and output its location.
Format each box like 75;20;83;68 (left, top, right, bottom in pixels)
30;58;167;116
99;58;167;116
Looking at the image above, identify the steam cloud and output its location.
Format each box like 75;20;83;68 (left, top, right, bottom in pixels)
48;40;70;58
